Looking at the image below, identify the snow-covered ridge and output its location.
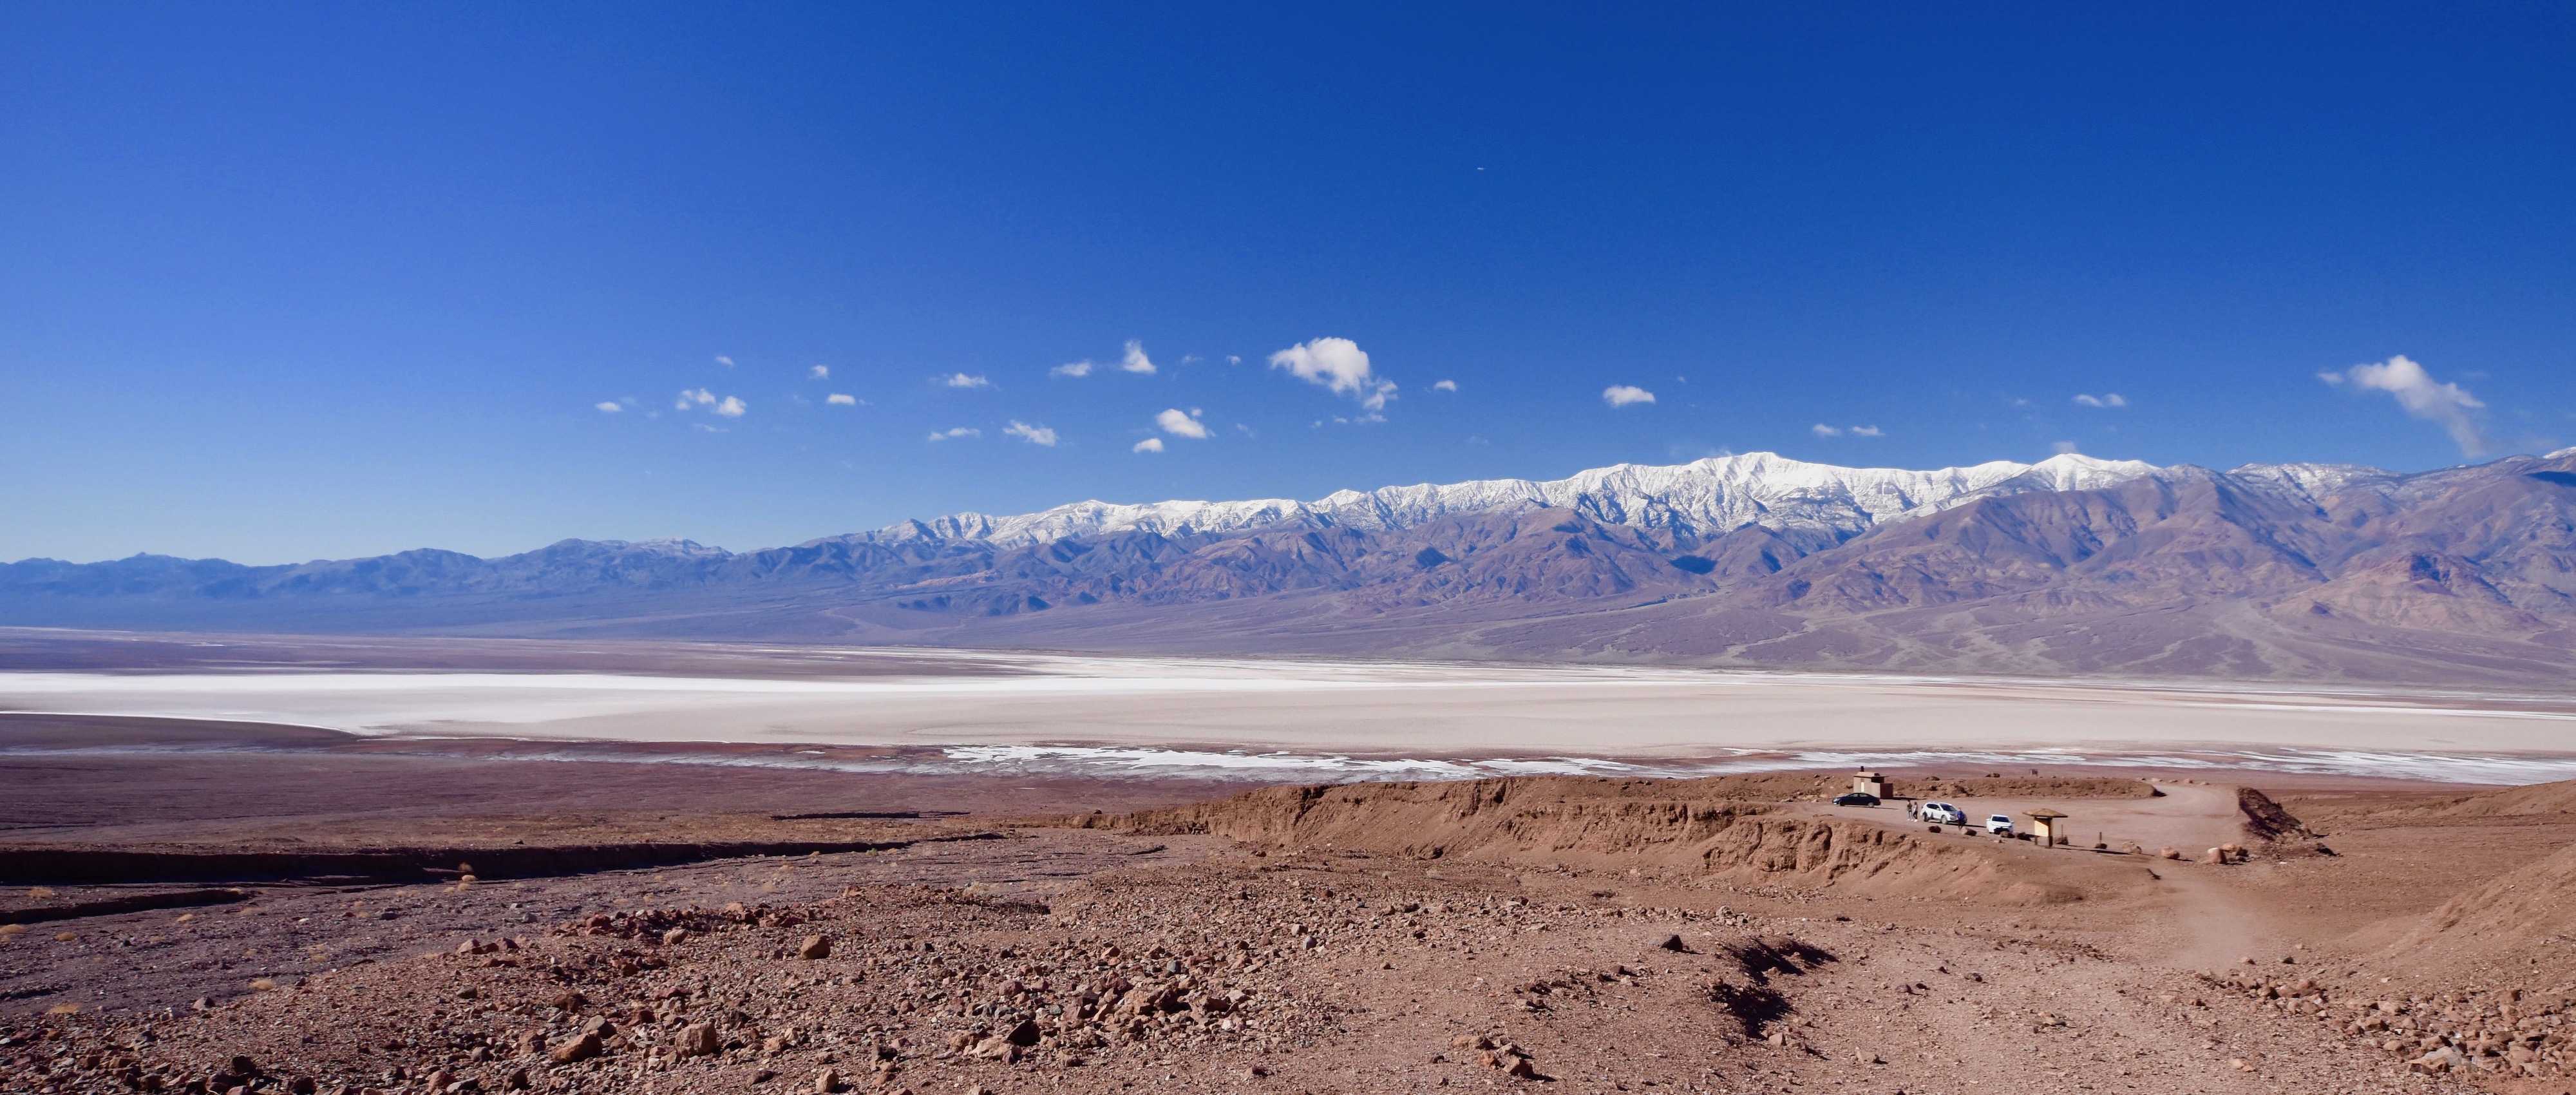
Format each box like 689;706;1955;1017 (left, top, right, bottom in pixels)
862;452;2164;548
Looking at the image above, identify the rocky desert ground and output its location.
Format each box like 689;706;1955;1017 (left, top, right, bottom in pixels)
8;717;2576;1095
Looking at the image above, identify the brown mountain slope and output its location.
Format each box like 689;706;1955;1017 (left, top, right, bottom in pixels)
6;452;2575;686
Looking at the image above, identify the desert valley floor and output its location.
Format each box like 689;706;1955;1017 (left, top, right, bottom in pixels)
6;634;2576;1095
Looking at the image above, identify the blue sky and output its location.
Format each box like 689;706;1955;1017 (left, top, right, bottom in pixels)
3;3;2571;564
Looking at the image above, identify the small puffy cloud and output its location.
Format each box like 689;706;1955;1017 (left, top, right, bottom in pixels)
715;355;734;368
1271;338;1396;410
712;395;746;417
1004;420;1058;446
1602;385;1656;408
1133;437;1164;453
694;423;725;433
826;393;857;406
1051;360;1094;378
1226;355;1242;365
1432;379;1458;392
942;373;992;388
1155;408;1211;439
1810;423;1842;437
2073;393;2127;408
1120;340;1156;374
809;365;829;379
1850;425;1884;437
595;401;623;414
927;427;980;441
2319;355;2492;456
2053;441;2081;455
676;388;735;411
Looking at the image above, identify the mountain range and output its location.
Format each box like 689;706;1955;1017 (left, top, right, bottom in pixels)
7;448;2575;687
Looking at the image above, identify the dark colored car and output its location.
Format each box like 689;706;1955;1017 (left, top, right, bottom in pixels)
1832;792;1881;807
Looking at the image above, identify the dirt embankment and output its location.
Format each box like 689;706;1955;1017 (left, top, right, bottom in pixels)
2390;777;2576;820
2360;777;2576;986
2387;837;2576;991
0;833;1003;888
1882;776;2161;801
1056;776;2118;905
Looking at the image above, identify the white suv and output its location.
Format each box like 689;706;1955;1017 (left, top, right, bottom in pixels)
1985;814;2016;835
1920;802;1966;825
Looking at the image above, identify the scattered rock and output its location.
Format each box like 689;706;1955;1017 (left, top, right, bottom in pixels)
799;934;831;960
2410;1045;2469;1073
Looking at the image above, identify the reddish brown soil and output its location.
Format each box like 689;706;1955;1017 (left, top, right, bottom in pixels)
6;733;2576;1094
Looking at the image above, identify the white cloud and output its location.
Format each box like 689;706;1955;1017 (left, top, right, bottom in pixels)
809;365;829;379
694;423;725;433
1051;360;1094;378
927;427;979;441
942;373;992;388
1432;379;1458;392
1851;425;1883;437
2073;393;2127;408
1269;338;1396;410
712;395;746;417
2053;441;2081;455
1155;408;1211;439
594;402;623;413
1121;340;1157;375
826;393;857;406
1226;355;1241;365
1003;420;1058;446
2320;355;2492;456
676;388;726;410
1133;437;1164;453
1810;423;1842;437
715;356;734;368
1602;385;1656;408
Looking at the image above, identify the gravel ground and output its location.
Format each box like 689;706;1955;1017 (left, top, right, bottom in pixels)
0;829;2517;1095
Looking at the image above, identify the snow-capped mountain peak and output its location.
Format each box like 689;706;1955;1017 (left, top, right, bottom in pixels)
867;451;2168;548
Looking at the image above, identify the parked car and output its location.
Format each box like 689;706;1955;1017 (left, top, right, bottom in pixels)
1920;802;1967;825
1832;792;1880;807
1985;814;2016;835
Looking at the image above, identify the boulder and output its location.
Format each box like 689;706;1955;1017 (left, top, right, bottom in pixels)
674;1022;721;1058
799;935;832;960
549;1032;603;1063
